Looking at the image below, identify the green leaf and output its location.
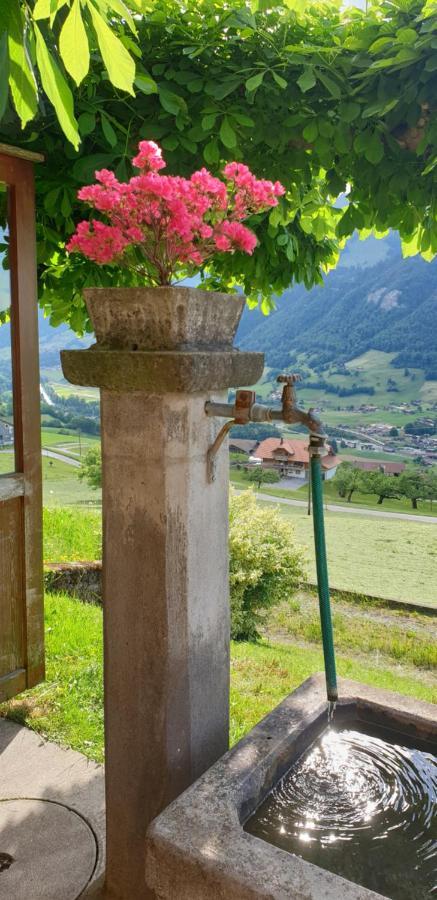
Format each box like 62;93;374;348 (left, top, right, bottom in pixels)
34;22;79;148
203;139;219;164
161;135;179;150
101;114;117;147
87;3;135;95
245;71;264;91
0;31;9;121
208;79;241;100
231;112;255;127
303;120;318;142
158;86;187;115
368;36;393;53
425;55;437;71
297;67;316;92
179;135;197;153
106;0;137;36
72;153;115;183
33;0;51;19
272;71;287;89
396;27;417;45
134;73;158;94
43;186;62;214
201;113;217;131
316;69;342;99
59;0;89;85
338;101;360;123
318;119;334;137
220;116;237;148
362;97;398;118
186;78;203;93
8;2;38;128
364;132;384;165
334;124;351;154
61;188;72;217
78;111;96;135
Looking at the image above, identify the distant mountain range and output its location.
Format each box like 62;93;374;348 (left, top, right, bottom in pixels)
1;231;436;382
237;233;437;380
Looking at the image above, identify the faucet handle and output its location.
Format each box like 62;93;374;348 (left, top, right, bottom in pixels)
277;373;301;385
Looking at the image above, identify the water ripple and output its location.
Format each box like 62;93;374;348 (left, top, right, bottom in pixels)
245;726;437;899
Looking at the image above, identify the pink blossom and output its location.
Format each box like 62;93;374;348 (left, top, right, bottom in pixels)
67;141;285;284
132;141;165;172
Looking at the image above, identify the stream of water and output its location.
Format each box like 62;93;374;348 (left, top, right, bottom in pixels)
245;722;437;898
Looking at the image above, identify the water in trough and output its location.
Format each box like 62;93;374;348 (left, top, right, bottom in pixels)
245;722;436;899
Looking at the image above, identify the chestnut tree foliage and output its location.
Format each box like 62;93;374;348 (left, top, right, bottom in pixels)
2;0;437;331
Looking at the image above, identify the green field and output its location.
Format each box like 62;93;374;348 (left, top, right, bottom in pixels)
257;499;437;607
338;447;409;463
43;462;101;508
230;469;437;517
42;501;437;608
1;591;434;762
255;350;437;430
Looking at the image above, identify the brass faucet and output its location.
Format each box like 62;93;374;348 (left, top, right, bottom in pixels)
205;374;324;481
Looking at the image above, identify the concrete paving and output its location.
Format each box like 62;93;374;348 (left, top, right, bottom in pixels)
250;490;437;524
0;718;105;899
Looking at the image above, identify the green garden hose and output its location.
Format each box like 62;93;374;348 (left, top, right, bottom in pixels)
309;436;338;702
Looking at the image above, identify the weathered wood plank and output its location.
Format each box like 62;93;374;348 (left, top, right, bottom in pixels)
0;151;44;694
0;474;25;502
7;154;45;689
0;498;25;680
0;669;27;704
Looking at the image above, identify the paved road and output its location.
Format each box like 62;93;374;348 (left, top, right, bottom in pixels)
42;449;81;468
250;490;437;524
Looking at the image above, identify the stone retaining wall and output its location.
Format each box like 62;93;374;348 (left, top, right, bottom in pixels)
44;563;436;616
44;562;102;604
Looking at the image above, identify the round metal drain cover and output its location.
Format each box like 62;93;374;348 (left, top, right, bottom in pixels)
0;798;97;900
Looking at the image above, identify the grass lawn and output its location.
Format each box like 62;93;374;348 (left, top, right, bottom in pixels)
1;592;434;762
42;502;437;607
43;508;102;561
41;456;101;508
256;499;437;607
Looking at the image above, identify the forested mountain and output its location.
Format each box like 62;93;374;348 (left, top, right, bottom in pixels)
0;309;90;369
237;234;437;379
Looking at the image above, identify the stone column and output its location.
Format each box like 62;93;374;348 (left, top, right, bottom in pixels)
61;289;263;900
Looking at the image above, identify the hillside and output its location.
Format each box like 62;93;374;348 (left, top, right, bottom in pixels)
237;234;437;380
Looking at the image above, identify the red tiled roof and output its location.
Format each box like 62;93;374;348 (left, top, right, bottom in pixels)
256;438;340;470
349;459;405;475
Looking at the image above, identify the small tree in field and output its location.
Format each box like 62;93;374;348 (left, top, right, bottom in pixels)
398;469;428;510
360;471;401;505
246;468;280;490
333;463;363;502
78;448;102;490
229;490;305;641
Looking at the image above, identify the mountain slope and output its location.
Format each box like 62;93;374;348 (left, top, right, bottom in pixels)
237;236;437;379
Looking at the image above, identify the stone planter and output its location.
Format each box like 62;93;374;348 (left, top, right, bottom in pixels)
84;285;245;351
62;286;263;393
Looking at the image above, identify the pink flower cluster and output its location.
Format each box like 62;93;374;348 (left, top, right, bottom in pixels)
67;141;285;284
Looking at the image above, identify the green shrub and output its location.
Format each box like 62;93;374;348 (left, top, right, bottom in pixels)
229;490;306;641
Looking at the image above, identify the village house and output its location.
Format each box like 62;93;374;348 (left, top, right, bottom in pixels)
0;418;13;445
255;437;340;480
228;438;259;456
349;459;405;476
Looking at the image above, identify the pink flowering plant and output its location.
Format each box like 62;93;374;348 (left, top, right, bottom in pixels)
67;141;285;286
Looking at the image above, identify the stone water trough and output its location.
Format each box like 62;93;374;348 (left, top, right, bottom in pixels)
145;675;436;900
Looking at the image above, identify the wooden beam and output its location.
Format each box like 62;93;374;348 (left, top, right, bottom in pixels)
0;144;44;163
